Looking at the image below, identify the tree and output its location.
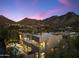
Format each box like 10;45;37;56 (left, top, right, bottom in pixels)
0;28;8;57
46;33;79;58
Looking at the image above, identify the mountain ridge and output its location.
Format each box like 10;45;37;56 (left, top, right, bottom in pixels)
0;12;79;32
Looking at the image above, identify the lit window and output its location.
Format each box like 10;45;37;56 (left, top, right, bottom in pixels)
40;42;45;50
40;52;45;58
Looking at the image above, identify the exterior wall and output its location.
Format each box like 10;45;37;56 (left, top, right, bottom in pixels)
46;35;63;50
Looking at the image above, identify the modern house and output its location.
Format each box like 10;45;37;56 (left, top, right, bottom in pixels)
21;32;63;58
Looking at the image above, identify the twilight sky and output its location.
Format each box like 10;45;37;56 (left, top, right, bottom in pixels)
0;0;79;21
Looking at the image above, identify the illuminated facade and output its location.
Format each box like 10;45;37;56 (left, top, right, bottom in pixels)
22;32;63;58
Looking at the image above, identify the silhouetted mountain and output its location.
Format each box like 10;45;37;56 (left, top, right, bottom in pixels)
59;12;79;26
43;12;79;31
18;18;42;25
0;12;79;32
0;15;15;25
17;17;44;33
44;12;78;25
